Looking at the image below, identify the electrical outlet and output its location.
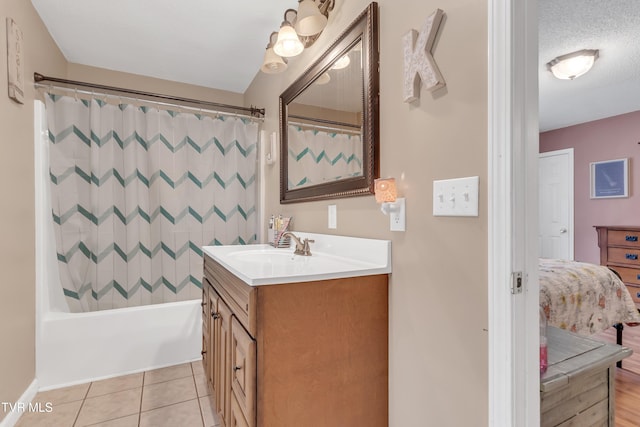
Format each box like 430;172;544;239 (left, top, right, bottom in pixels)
390;198;406;231
328;204;337;229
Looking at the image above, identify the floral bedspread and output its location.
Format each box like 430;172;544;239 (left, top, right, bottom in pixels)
539;258;640;336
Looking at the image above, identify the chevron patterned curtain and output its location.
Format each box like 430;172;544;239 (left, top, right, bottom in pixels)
287;124;363;190
45;94;258;312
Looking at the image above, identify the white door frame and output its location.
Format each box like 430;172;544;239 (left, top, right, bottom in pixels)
488;0;539;425
539;148;575;260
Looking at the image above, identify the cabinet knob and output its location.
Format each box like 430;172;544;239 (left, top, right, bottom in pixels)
201;302;206;307
211;311;220;319
233;365;242;372
201;350;207;356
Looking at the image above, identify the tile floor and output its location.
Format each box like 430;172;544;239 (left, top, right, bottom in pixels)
13;361;221;427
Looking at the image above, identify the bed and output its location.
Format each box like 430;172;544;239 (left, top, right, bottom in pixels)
539;258;640;337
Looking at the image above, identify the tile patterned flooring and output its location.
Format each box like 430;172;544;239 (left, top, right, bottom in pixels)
13;361;221;427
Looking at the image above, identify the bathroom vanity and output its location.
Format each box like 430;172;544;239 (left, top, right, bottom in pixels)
201;233;391;427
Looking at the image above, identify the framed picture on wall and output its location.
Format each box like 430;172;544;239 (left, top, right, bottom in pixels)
590;158;629;199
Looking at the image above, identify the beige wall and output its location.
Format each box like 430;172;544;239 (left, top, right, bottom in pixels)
0;1;67;421
245;1;488;425
66;63;245;108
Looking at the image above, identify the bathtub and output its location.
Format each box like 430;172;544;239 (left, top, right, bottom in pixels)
34;101;201;390
37;300;201;389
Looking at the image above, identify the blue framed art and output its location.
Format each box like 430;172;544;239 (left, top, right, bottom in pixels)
590;158;629;199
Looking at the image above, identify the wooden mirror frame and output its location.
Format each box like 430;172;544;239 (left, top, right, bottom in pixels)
279;2;379;203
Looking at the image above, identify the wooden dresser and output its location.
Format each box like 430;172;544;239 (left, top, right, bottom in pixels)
595;226;640;309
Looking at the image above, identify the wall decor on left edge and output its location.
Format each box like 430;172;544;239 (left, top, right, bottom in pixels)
6;18;24;104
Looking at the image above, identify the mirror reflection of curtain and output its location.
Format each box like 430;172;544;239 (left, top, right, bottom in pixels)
287;124;363;189
46;94;258;312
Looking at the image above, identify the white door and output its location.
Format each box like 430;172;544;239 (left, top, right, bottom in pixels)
538;148;574;260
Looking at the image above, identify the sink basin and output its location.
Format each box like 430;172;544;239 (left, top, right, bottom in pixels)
202;232;391;286
226;249;298;265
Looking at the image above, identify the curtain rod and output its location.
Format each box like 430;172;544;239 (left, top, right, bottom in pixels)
288;120;361;135
34;72;265;118
287;114;361;129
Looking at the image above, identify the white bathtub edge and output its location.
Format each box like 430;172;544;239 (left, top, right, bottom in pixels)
37;299;202;390
37;357;202;392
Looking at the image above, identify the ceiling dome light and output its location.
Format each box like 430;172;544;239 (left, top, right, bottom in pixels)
295;0;328;37
547;49;599;80
274;22;304;58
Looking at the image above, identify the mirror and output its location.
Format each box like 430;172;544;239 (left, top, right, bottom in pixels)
280;2;379;203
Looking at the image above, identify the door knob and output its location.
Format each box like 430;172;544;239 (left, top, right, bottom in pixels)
559;228;567;234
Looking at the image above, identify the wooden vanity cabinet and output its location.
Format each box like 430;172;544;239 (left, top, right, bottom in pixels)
202;253;389;427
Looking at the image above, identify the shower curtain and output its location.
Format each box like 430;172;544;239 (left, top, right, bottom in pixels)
287;124;362;189
45;94;258;312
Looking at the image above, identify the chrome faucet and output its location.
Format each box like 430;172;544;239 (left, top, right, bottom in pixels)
281;232;314;256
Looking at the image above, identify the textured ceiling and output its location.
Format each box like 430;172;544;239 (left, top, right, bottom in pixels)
32;1;640;131
539;0;640;131
30;0;296;94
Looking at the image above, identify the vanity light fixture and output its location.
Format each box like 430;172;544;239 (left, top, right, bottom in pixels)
374;178;406;231
314;72;331;85
261;0;336;73
274;16;305;58
547;49;599;80
261;32;288;74
331;54;351;70
295;0;330;36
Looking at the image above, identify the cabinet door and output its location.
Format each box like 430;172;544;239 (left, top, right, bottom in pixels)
202;282;209;335
217;298;233;426
230;391;250;427
201;284;209;380
208;284;219;394
231;317;256;426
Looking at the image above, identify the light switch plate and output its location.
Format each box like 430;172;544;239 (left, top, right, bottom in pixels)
328;204;337;229
433;176;479;217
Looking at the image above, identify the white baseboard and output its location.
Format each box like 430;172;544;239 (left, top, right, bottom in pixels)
0;379;39;427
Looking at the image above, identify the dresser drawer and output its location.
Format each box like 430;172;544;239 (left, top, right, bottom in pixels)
608;247;640;266
609;230;640;248
625;284;640;305
612;266;640;286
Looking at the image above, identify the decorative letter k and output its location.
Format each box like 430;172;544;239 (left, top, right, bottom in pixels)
402;9;445;103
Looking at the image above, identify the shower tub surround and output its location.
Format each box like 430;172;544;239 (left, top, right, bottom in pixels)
34;101;201;391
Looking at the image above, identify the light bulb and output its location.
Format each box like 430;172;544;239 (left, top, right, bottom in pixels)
273;23;304;58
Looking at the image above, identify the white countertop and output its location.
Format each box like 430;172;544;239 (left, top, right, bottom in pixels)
202;232;392;286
